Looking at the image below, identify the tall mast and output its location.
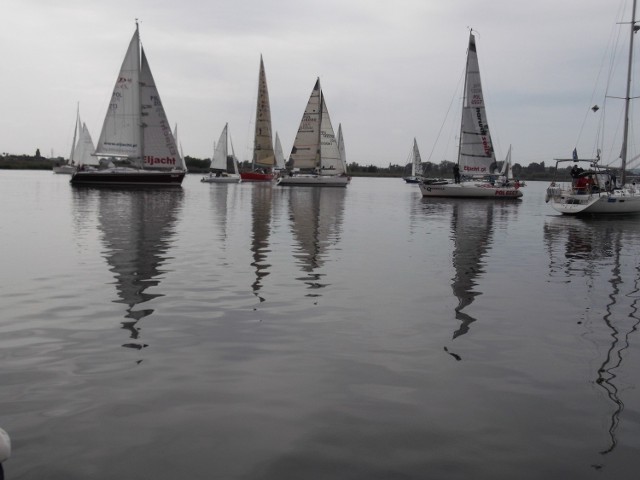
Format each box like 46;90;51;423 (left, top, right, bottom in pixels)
621;0;637;185
136;20;144;167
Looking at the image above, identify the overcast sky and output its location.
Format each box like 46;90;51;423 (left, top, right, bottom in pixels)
2;0;638;167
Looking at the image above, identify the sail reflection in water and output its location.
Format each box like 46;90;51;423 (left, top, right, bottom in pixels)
544;216;640;455
289;187;346;296
250;184;273;302
449;200;495;339
97;189;183;351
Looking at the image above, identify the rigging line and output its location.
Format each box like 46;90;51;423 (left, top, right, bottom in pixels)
576;1;627;152
426;64;465;164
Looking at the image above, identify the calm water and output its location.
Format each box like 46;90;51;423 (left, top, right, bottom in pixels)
2;171;640;479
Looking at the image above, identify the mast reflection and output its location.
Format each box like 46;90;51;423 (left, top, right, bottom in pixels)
288;187;346;297
544;216;640;455
250;183;273;302
97;188;182;353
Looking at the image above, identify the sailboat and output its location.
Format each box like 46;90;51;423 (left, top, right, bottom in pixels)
277;78;350;187
403;138;423;184
201;123;240;183
241;56;276;182
71;22;186;186
420;31;522;199
55;107;96;174
546;1;640;215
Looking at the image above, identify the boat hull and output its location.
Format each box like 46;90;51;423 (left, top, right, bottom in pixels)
70;169;185;186
240;172;274;182
53;165;76;175
419;181;522;198
277;174;350;187
201;174;240;184
547;190;640;215
403;176;422;184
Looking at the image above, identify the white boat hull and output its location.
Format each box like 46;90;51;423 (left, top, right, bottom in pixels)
53;165;76;175
277;174;350;187
419;181;522;199
200;174;240;184
547;189;640;214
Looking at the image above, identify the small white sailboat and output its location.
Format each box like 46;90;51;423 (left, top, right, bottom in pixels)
71;22;186;186
420;31;522;199
403;138;423;184
546;0;640;215
55;106;96;174
277;78;350;187
201;123;240;183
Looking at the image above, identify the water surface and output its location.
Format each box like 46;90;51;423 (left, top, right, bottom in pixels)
1;171;639;479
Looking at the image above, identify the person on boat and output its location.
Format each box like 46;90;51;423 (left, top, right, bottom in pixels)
453;164;460;183
574;175;589;193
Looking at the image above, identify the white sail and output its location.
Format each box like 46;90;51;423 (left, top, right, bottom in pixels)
290;78;322;170
229;135;240;174
76;122;97;166
210;124;229;171
140;48;184;170
274;132;286;169
412;138;422;176
319;96;343;173
337;124;347;172
69;106;80;164
95;29;141;161
458;32;495;177
253;55;275;168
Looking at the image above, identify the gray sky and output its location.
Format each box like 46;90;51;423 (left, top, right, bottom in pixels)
2;0;638;167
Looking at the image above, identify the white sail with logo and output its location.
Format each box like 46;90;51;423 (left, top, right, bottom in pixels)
140;49;185;170
458;32;495;177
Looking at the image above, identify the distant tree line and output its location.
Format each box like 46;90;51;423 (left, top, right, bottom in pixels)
0;151;624;181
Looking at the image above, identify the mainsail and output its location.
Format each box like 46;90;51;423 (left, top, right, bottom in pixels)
411;138;422;176
290;79;322;170
458;32;495;176
211;124;229;171
95;30;141;161
253;56;275;169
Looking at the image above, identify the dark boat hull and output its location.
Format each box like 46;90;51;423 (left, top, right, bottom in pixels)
70;170;186;186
